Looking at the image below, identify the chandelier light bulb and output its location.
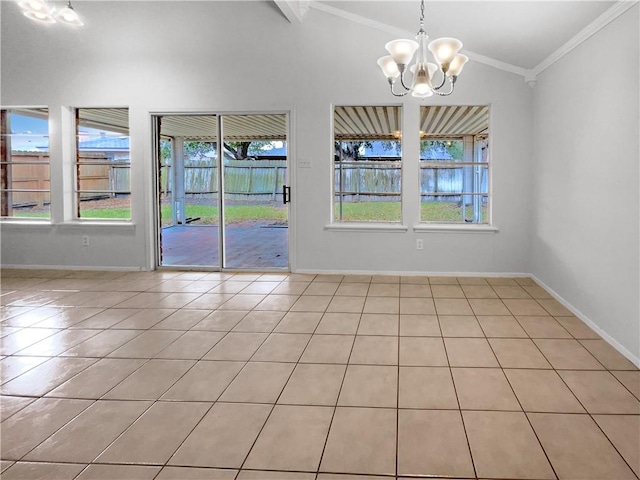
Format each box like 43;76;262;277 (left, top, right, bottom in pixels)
23;9;56;23
377;56;401;79
428;37;463;68
385;39;419;66
18;0;48;12
447;54;469;77
54;1;84;26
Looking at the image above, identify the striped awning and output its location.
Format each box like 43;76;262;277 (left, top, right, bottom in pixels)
420;105;489;137
334;106;401;140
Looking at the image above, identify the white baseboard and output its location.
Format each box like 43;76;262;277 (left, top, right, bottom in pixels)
532;275;640;368
0;264;143;272
294;269;531;278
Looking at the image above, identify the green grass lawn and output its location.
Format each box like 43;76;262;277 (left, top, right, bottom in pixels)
14;202;486;223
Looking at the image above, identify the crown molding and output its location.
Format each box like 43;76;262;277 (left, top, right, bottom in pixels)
274;0;306;23
532;0;639;76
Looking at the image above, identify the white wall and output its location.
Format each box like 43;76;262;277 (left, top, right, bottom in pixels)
1;1;533;274
531;5;640;360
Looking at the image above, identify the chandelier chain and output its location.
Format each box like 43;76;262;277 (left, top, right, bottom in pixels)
419;0;425;32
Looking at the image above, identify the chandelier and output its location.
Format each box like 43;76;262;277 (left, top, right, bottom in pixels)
377;0;467;97
18;0;84;26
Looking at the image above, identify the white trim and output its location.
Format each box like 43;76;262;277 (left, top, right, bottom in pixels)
413;224;498;234
0;220;53;229
295;268;530;277
532;275;640;368
309;2;528;78
274;0;304;24
532;1;638;76
0;264;143;272
54;222;136;231
324;223;409;233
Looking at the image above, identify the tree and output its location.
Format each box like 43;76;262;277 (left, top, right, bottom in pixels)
421;139;463;160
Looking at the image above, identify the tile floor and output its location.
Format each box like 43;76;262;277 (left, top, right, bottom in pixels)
1;269;639;480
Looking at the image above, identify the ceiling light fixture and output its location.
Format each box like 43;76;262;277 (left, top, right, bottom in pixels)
19;0;84;27
377;0;467;98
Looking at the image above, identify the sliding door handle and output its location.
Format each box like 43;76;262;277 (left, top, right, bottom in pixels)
282;185;291;205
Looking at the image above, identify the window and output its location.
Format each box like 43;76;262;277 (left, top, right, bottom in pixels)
419;106;489;224
75;108;131;219
333;106;402;223
1;108;50;219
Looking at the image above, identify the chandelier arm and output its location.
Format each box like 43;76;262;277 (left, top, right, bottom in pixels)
432;77;456;96
389;81;410;97
399;70;412;91
431;71;447;91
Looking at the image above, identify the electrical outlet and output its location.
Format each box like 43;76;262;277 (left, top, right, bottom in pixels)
82;235;90;247
416;239;423;250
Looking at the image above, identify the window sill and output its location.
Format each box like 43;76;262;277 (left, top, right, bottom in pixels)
55;222;136;231
0;219;53;229
325;223;409;233
413;224;499;233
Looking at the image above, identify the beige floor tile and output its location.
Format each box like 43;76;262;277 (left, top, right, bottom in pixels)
559;370;640;414
400;275;430;284
1;355;50;383
1;357;97;396
315;313;360;335
399;284;431;297
300;335;354;364
461;285;497;298
579;339;638;370
4;307;64;327
76;464;161;480
279;363;346;406
516;315;572;338
335;283;370;297
430;285;465;298
428;276;458;285
0;461;14;474
476;315;527;338
152;309;210;330
320;407;396;476
445;338;498;367
184;293;235;310
273;312;322;333
219;294;266;311
0;395;36;421
97;401;210;464
113;308;176;329
529;413;636;479
367;283;400;297
251;333;311;362
154;331;225;360
555;316;601;339
492;285;531;298
613;370;640;399
398;366;457;409
452;368;521;411
341;275;372;283
203;333;268;361
107;330;183;358
103;359;194;400
338;365;397;407
71;308;141;328
1;462;85;480
439;315;484;337
357;313;398;336
209;282;251;294
74;292;139;309
399;314;440;336
363;297;400;314
503;298;549;316
326;296;365;314
593;415;640;477
537;298;573;316
398;409;474;477
468;298;511;316
161;361;245;401
434;298;472;315
290;295;332;312
400;297;435;315
192;310;249;331
232;311;286;332
115;292;171;309
371;275;400;284
457;276;490;285
272;282;311;295
62;329;142;357
169;402;271;468
463;410;555;479
244;404;333;471
1;328;61;355
522;284;553;298
504;369;585;413
45;358;146;399
158;467;237;480
255;295;301;311
33;307;105;328
24;400;151;463
239;471;314;480
0;398;93;459
240;281;280;295
534;339;604;369
303;282;339;296
219;362;295;403
313;274;344;283
486;277;519;286
489;338;552;369
349;336;398;365
400;337;448;366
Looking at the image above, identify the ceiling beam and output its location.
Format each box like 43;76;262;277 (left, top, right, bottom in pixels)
273;0;307;24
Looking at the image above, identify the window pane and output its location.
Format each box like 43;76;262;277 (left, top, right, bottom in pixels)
76;108;130;219
1;108;51;218
333;106;402;223
419;106;489;224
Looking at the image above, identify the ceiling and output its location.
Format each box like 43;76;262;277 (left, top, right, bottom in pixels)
306;1;615;70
